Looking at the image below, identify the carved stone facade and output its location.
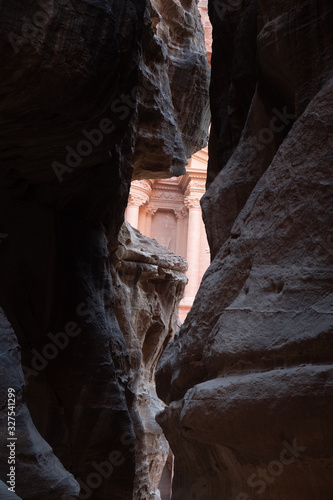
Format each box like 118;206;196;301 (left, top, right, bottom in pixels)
126;147;210;321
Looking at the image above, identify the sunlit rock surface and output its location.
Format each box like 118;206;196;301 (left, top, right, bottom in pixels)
156;1;333;498
0;0;209;498
111;221;187;499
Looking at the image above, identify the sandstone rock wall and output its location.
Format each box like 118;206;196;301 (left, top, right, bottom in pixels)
0;309;79;499
0;0;209;498
111;222;187;499
134;0;210;179
156;1;333;499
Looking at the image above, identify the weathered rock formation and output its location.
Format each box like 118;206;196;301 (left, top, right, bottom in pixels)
135;0;210;179
111;221;187;499
0;0;209;498
156;1;333;499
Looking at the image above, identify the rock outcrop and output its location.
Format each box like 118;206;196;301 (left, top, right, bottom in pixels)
135;0;210;179
156;1;333;499
111;222;187;499
0;0;209;498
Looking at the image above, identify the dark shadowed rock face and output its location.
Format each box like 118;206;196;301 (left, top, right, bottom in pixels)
0;1;209;499
156;1;333;499
207;0;258;188
0;309;79;499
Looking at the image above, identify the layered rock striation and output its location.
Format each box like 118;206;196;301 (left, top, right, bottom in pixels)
156;1;333;499
0;0;209;498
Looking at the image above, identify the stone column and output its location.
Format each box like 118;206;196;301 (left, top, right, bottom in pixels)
126;180;152;230
138;207;147;234
126;194;145;229
184;195;202;300
174;207;188;258
143;207;157;238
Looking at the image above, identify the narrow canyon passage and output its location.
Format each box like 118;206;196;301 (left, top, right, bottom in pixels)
0;1;332;500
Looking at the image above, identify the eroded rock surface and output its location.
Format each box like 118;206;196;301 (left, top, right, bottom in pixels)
0;0;209;498
134;0;211;179
156;1;333;499
111;221;187;499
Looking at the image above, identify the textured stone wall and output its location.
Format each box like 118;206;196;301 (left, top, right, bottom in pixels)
0;0;209;498
110;221;187;500
156;1;333;499
134;0;210;179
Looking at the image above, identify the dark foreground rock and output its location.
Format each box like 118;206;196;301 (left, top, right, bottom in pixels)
0;0;209;498
156;1;333;499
